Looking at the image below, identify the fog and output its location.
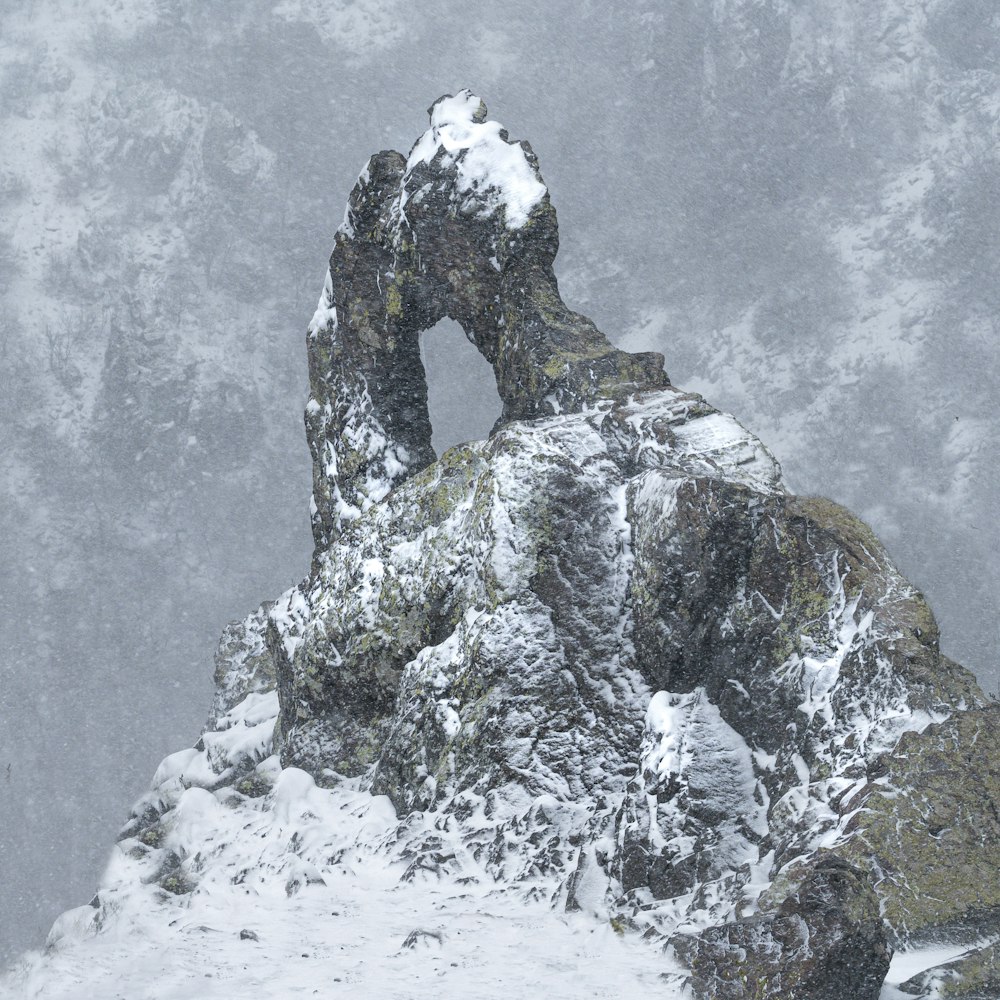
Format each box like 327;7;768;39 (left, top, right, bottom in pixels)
1;0;997;965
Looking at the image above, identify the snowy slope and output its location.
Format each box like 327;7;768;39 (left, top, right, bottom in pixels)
5;691;684;1000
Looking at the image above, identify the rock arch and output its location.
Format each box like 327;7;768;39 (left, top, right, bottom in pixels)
305;91;668;548
419;317;502;455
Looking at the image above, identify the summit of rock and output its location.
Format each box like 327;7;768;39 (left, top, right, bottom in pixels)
304;88;667;548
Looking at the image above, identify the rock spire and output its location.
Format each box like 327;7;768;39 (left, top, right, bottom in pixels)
305;90;668;548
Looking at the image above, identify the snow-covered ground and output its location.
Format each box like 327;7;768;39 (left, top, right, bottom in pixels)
2;687;984;999
4;693;681;998
4;768;982;1000
9;847;673;998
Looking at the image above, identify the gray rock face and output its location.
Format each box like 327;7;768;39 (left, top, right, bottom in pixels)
672;855;892;1000
837;706;1000;947
93;94;1000;998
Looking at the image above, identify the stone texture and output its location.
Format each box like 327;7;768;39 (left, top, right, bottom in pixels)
671;855;891;1000
209;601;277;725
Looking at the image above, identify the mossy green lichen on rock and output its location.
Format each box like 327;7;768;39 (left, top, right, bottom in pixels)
234;772;273;799
158;872;195;896
136;824;164;849
899;942;1000;999
837;706;1000;946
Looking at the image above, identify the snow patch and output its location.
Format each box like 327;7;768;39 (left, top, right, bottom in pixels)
405;89;546;229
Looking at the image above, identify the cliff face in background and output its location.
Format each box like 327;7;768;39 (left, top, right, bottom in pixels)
5;93;997;1000
2;0;1000;966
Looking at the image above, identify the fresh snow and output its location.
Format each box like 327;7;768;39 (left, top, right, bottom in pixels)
11;865;678;999
879;939;1000;1000
404;89;546;229
3;691;683;1000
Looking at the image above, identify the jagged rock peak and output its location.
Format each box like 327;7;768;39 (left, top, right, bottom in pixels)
304;90;668;548
278;96;998;997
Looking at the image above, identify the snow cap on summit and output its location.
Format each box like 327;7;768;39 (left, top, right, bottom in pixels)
407;89;546;230
427;89;487;126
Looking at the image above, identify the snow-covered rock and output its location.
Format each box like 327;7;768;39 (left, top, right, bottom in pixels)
5;92;998;1000
305;91;666;547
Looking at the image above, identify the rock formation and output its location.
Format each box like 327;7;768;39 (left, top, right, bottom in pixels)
305;91;666;548
17;93;998;999
274;92;998;997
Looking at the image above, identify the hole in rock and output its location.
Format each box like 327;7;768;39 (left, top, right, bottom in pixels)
420;317;502;456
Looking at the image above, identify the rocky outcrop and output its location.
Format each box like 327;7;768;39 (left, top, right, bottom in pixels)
838;706;1000;947
671;855;892;1000
261;93;998;997
32;94;998;999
